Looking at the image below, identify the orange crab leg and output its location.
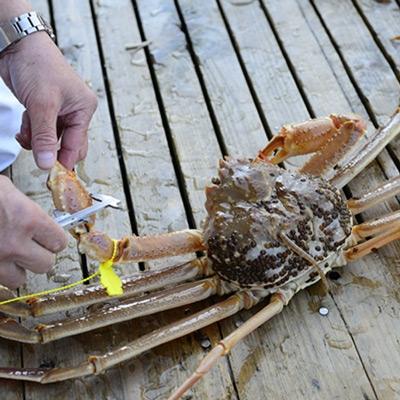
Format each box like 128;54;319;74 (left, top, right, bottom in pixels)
347;175;400;215
78;229;205;263
257;114;366;173
168;293;285;400
0;292;251;383
352;210;400;239
0;276;221;344
346;224;400;261
330;109;400;188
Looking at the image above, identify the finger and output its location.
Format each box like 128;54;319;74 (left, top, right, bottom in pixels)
0;261;26;289
58;91;97;169
14;239;56;274
28;103;59;170
16;111;32;150
32;213;68;254
58;120;89;170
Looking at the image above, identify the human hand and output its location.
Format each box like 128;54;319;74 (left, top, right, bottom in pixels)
0;175;68;289
0;32;97;170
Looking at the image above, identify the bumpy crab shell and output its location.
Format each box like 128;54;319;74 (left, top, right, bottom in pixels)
203;158;353;288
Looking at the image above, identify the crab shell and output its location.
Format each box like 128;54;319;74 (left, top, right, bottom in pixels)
203;158;353;289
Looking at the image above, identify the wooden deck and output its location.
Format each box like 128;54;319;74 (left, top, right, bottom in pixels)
2;0;400;399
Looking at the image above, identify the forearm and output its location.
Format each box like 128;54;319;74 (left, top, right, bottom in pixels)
0;0;97;170
0;1;32;20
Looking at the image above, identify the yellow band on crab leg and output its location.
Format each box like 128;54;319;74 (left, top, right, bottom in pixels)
99;240;123;296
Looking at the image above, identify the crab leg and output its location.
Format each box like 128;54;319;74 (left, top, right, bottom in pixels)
330;109;400;189
0;257;210;317
257;114;366;175
346;224;400;261
168;293;285;400
347;175;400;215
37;277;222;343
0;277;221;344
352;210;400;239
0;291;255;383
0;317;40;343
78;229;205;263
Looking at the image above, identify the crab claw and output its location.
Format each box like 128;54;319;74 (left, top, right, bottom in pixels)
47;161;95;237
257;114;366;165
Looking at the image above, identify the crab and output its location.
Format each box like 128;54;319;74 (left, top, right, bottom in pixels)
0;111;400;399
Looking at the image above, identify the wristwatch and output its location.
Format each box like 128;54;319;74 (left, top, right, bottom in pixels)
0;11;56;54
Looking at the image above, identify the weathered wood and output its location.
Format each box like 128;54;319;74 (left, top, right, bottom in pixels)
176;0;268;157
311;0;399;124
351;0;400;164
354;0;400;78
217;0;311;133
91;0;189;251
93;0;238;398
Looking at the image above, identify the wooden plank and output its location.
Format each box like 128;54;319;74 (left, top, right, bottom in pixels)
310;0;400;124
94;0;237;398
262;0;400;398
136;1;225;225
351;0;400;163
12;0;133;399
174;0;268;157
354;0;400;77
91;0;189;247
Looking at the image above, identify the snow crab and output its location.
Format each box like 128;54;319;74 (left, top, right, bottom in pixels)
1;111;400;400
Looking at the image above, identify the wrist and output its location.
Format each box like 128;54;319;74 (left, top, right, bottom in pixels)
0;30;52;83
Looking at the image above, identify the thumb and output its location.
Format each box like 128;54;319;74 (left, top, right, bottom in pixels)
28;104;59;170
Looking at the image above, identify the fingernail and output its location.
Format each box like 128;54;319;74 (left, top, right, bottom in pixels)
37;151;55;170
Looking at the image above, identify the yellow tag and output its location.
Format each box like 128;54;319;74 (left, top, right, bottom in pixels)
99;260;123;296
0;239;122;305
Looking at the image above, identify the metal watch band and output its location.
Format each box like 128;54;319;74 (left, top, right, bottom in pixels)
0;11;55;54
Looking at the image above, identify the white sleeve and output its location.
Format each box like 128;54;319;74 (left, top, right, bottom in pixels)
0;78;24;171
